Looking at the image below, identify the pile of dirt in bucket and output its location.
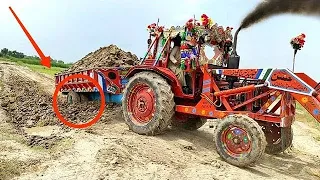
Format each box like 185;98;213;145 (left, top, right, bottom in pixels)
62;44;139;73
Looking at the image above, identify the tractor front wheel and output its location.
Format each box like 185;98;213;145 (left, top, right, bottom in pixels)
213;114;267;167
122;72;175;135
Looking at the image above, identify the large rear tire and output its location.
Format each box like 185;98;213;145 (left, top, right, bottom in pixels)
213;114;267;167
122;71;175;135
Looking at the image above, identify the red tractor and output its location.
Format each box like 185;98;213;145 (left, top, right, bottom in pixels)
121;17;320;167
55;15;320;167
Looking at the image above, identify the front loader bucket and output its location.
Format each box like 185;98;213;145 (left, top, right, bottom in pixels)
290;72;320;123
295;73;319;89
260;69;320;123
292;73;320;122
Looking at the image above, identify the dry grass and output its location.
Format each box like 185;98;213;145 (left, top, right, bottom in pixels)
295;103;320;142
295;103;320;130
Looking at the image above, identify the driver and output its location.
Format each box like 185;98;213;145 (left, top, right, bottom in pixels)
168;34;188;93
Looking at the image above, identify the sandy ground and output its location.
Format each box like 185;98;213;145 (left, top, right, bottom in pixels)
1;62;320;180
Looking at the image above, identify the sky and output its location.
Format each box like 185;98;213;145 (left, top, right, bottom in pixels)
1;0;320;81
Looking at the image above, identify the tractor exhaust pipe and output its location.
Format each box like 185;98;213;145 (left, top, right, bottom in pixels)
227;27;241;69
232;27;241;56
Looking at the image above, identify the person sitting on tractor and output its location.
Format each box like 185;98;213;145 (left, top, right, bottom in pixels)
168;34;190;94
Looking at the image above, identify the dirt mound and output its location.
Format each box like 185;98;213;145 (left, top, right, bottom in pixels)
63;44;139;73
0;74;57;129
0;65;122;132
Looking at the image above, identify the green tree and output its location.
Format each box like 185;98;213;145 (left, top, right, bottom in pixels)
1;48;8;56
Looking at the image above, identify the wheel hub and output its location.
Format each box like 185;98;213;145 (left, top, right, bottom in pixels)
222;126;252;156
137;97;148;112
232;137;240;144
128;83;156;125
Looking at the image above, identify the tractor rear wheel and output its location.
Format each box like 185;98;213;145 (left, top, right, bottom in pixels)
213;114;267;167
67;91;80;104
171;116;207;131
264;126;293;154
122;71;175;135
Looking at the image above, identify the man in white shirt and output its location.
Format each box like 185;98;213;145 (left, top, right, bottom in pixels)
168;34;190;94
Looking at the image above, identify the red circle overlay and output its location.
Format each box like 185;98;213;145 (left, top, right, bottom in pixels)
52;74;105;128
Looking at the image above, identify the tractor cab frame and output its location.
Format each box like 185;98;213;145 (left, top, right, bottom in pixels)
126;20;237;103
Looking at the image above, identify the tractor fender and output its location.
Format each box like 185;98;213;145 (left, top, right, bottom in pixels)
125;66;185;97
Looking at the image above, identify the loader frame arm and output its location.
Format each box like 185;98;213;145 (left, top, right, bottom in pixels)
175;66;320;126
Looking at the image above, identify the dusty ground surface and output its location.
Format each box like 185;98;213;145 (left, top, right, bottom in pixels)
1;61;320;180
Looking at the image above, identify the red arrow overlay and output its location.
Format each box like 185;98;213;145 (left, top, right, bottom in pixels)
9;6;51;68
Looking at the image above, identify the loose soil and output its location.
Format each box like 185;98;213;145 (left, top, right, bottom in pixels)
61;45;138;73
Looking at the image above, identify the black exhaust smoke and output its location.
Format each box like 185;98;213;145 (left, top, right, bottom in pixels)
232;0;320;54
240;0;320;30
